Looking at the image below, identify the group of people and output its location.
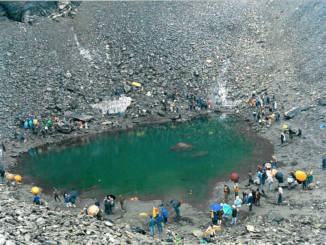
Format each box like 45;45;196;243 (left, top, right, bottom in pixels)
248;91;280;127
217;154;319;229
148;200;180;236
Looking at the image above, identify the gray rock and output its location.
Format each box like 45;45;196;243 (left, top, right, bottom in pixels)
170;142;194;151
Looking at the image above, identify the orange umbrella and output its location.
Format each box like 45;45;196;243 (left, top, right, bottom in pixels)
31;186;40;195
14;175;22;183
6;173;14;181
295;171;307;182
87;205;99;216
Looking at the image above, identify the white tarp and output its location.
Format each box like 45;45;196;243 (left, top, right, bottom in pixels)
91;96;132;115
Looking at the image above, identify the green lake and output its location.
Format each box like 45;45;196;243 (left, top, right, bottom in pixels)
17;116;271;203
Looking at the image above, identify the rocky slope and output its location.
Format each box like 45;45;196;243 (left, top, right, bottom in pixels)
0;0;326;244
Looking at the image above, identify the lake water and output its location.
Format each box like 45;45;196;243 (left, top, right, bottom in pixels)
16;116;270;203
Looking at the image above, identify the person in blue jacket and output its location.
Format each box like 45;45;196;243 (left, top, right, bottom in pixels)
33;194;40;205
155;214;163;233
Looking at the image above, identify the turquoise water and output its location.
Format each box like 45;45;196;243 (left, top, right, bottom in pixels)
18;117;257;201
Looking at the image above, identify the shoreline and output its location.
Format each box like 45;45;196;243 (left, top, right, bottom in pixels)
8;110;274;212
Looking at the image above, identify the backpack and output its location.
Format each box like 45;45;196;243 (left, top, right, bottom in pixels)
162;208;168;218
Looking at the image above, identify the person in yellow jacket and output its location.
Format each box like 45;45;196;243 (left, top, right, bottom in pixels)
234;184;239;197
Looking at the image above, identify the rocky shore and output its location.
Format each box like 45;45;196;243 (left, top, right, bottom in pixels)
0;0;326;244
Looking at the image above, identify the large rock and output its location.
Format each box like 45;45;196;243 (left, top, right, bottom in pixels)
170;142;194;151
0;1;79;22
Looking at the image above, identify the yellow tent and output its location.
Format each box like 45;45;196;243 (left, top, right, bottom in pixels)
131;82;142;87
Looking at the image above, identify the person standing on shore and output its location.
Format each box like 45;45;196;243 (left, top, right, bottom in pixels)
148;215;156;236
248;193;254;212
246;171;254;187
230;205;237;225
53;188;61;202
104;196;112;214
170;200;181;218
64;193;71;208
155;213;163;233
224;185;230;203
33;194;41;205
277;187;283;204
281;133;286;144
234;183;239;197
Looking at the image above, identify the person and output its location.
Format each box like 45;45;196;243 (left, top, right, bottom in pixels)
170;200;181;218
95;200;100;207
161;207;168;223
119;195;126;211
53;188;61;202
246;172;254;187
302;179;307;190
253;111;257;121
273;101;277;111
155;214;163;233
231;205;237;225
258;171;263;190
281;133;286;144
307;171;313;185
104;196;112;214
211;210;218;225
234;184;239;197
148;215;156;236
322;156;326;170
267;171;274;191
271;156;278;169
20;133;25;142
217;209;223;225
255;189;261;206
297;128;302;136
64;193;71;208
289;128;295;140
223;185;230;203
33;194;40;205
70;195;76;208
234;196;242;210
248;193;254;212
278;187;283;204
0;168;5;182
108;196;115;214
81;206;88;215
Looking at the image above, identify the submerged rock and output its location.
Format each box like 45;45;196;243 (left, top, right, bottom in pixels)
170;142;194;151
191;151;208;158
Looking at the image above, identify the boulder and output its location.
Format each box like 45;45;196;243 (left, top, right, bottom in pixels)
170;142;194;151
192;229;203;238
318;98;326;106
284;107;301;120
